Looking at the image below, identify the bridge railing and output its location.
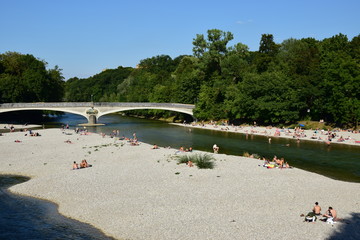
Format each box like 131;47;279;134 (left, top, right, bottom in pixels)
0;102;91;108
0;102;195;109
93;102;195;109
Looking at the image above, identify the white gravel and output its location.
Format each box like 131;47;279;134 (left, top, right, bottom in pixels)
1;128;359;240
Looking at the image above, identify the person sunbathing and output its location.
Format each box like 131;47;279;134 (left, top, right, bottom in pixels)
72;161;79;170
279;158;285;168
312;202;322;215
284;162;292;168
337;136;345;142
323;207;337;221
80;159;92;168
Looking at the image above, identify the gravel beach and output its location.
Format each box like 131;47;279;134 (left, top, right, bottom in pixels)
171;123;360;146
1;128;359;240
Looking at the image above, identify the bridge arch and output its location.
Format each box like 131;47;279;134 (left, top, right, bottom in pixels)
98;107;194;119
0;102;195;126
0;108;89;120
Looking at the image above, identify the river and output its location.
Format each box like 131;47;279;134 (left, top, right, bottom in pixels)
0;175;114;240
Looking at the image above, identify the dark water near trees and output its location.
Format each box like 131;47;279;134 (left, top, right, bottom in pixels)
0;175;114;240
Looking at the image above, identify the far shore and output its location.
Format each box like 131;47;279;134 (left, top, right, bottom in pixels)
171;122;360;147
0;123;43;131
1;128;359;240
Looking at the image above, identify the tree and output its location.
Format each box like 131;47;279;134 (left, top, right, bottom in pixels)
172;56;203;103
277;38;322;120
192;29;234;77
254;34;280;73
0;52;64;103
229;71;302;124
220;43;250;84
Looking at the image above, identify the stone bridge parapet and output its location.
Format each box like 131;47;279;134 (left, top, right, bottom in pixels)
0;102;195;126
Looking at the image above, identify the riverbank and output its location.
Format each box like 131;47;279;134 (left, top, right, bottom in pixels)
172;123;360;147
0;123;42;131
1;128;359;240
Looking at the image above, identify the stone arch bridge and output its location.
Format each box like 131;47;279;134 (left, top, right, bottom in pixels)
0;102;195;125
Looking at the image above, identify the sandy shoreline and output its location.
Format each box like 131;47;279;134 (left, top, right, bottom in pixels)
0;123;43;131
1;128;359;240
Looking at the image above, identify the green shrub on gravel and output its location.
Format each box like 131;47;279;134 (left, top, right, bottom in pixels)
176;153;215;169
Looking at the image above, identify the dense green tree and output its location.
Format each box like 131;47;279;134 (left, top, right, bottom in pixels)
0;52;64;103
172;56;203;103
220;43;250;84
194;83;226;120
319;37;360;126
254;34;279;73
277;38;322;120
233;71;302;124
192;29;234;77
64;66;132;102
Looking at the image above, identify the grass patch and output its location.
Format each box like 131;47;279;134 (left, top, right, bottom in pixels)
176;153;215;169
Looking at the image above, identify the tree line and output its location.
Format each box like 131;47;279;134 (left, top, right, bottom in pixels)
1;29;359;128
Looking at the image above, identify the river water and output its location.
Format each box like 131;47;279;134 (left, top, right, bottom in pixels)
0;175;114;240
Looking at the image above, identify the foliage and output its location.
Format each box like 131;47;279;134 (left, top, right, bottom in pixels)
176;153;215;169
61;30;359;128
0;52;64;103
64;66;133;102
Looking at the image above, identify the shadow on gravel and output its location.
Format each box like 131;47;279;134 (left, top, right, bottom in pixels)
326;212;360;240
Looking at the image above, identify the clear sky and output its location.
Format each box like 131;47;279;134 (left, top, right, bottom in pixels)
1;0;359;80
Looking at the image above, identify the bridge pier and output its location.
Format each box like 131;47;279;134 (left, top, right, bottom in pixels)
80;107;105;126
88;115;97;125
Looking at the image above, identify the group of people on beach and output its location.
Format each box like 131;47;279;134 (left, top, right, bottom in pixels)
176;146;193;153
304;202;338;224
25;129;41;136
262;156;291;169
185;121;360;145
72;159;92;170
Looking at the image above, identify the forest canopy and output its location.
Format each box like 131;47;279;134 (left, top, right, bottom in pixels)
1;30;359;128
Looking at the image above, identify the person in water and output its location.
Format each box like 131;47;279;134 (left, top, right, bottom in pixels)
213;144;219;153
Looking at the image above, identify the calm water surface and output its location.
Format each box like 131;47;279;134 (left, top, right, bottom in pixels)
44;113;360;183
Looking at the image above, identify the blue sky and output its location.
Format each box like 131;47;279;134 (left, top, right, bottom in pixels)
1;0;359;80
